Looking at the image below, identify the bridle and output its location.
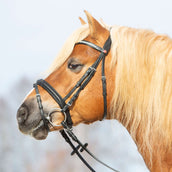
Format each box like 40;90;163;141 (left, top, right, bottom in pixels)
34;36;112;129
33;36;119;172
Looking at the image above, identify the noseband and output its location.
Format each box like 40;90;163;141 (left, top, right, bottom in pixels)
33;36;119;172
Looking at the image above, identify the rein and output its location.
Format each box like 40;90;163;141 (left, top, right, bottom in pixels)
33;36;119;172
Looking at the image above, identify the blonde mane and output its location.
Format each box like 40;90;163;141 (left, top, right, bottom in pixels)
110;25;172;164
47;22;172;165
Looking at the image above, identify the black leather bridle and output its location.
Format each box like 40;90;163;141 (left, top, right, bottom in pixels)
33;36;119;172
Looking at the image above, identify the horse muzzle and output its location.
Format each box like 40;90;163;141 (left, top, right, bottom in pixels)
17;99;49;140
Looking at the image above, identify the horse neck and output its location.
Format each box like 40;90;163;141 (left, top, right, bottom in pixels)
112;115;172;172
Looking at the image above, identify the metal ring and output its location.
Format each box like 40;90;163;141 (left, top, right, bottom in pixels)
46;108;67;127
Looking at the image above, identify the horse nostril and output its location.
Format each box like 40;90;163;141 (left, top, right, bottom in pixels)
17;106;29;124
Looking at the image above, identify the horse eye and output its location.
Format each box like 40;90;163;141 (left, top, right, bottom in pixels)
68;63;80;70
67;59;84;73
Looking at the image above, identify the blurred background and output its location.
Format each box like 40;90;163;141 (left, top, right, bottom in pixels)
1;0;172;171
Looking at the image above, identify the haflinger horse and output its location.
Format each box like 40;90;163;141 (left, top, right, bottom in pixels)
17;11;172;172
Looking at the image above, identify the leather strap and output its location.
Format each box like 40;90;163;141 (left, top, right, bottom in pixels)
35;79;73;129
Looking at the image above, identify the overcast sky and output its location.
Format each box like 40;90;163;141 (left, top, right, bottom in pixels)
1;0;172;96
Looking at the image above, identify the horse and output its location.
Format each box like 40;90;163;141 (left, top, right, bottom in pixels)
17;11;172;172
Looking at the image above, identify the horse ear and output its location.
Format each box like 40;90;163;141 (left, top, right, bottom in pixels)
79;17;86;25
84;10;107;40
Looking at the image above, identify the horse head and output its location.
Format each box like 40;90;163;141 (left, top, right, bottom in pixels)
17;11;115;140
